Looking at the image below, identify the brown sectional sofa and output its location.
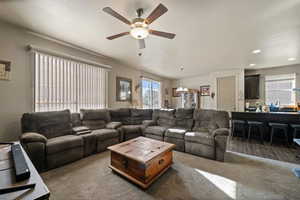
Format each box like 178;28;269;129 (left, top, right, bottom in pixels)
20;108;230;172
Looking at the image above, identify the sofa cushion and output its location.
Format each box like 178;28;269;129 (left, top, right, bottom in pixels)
174;108;194;130
130;109;152;124
165;128;187;139
193;109;218;133
144;126;167;136
71;113;81;127
159;109;175;119
185;132;215;146
82;120;106;130
92;129;118;141
46;135;83;155
122;125;142;134
109;108;132;125
215;111;230;128
80;109;111;122
22;110;72;139
158;118;176;128
131;109;152;118
175;108;194;119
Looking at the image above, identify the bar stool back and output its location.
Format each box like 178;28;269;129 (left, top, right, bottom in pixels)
269;123;289;146
232;120;247;139
247;121;264;143
290;124;300;141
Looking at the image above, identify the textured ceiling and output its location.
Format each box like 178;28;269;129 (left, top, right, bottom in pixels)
0;0;300;78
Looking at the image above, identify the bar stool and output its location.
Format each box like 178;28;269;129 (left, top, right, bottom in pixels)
269;123;289;146
247;121;264;144
290;124;300;140
231;120;247;139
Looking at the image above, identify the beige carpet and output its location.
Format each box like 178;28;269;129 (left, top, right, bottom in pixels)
41;151;300;200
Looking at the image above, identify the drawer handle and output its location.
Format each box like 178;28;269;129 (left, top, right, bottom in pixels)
158;159;164;165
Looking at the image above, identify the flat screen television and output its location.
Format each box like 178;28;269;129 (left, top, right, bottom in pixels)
245;75;260;99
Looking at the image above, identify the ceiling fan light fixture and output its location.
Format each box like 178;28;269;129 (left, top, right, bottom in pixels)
130;27;149;39
130;20;149;39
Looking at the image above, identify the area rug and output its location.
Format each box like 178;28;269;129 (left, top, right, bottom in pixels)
41;151;300;200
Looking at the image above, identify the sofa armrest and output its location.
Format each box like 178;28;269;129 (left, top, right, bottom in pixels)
72;126;91;135
106;122;122;129
20;132;47;144
20;132;47;171
142;120;157;127
212;128;230;138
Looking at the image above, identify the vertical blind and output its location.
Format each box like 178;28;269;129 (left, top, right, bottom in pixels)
34;52;108;112
265;73;296;106
141;78;161;109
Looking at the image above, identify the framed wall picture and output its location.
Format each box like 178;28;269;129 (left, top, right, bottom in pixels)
0;60;11;81
116;77;132;102
172;88;180;97
200;85;210;96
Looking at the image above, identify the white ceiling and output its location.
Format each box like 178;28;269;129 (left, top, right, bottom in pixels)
0;0;300;79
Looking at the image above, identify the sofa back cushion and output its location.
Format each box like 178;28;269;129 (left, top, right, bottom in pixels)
192;109;230;132
215;110;230;128
21;110;72;139
80;109;110;130
157;109;176;128
109;108;131;125
71;113;81;127
130;109;153;125
193;109;218;133
174;108;194;130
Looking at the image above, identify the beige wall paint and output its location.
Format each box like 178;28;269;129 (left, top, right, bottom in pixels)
245;64;300;106
0;21;171;141
172;69;245;111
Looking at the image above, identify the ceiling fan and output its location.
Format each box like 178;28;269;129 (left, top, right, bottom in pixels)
103;3;176;49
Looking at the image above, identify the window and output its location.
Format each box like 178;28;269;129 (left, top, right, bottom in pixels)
141;78;161;109
265;74;296;106
34;51;108;112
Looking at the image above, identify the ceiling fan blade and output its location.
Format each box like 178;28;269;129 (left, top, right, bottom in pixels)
103;7;131;25
149;30;176;39
138;39;146;49
146;3;168;24
106;32;129;40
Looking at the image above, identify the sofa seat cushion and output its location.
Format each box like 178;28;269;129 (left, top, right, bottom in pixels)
165;128;187;139
144;126;167;136
92;129;118;141
46;135;83;155
122;125;142;134
185;132;214;146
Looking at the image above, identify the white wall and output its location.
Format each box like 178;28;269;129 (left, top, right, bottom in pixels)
245;64;300;106
172;69;245;111
0;21;171;141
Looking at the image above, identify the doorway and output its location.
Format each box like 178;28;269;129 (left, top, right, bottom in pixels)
217;76;236;111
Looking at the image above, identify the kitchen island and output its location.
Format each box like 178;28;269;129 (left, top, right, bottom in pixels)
231;111;300;124
231;111;300;143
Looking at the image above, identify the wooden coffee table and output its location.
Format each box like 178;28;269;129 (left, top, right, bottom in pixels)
108;137;175;189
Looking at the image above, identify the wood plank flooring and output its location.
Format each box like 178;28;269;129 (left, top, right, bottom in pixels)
228;136;300;164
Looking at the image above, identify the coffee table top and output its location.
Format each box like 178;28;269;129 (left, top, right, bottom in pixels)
108;137;175;163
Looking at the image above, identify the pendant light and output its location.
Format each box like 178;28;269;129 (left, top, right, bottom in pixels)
176;66;188;93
